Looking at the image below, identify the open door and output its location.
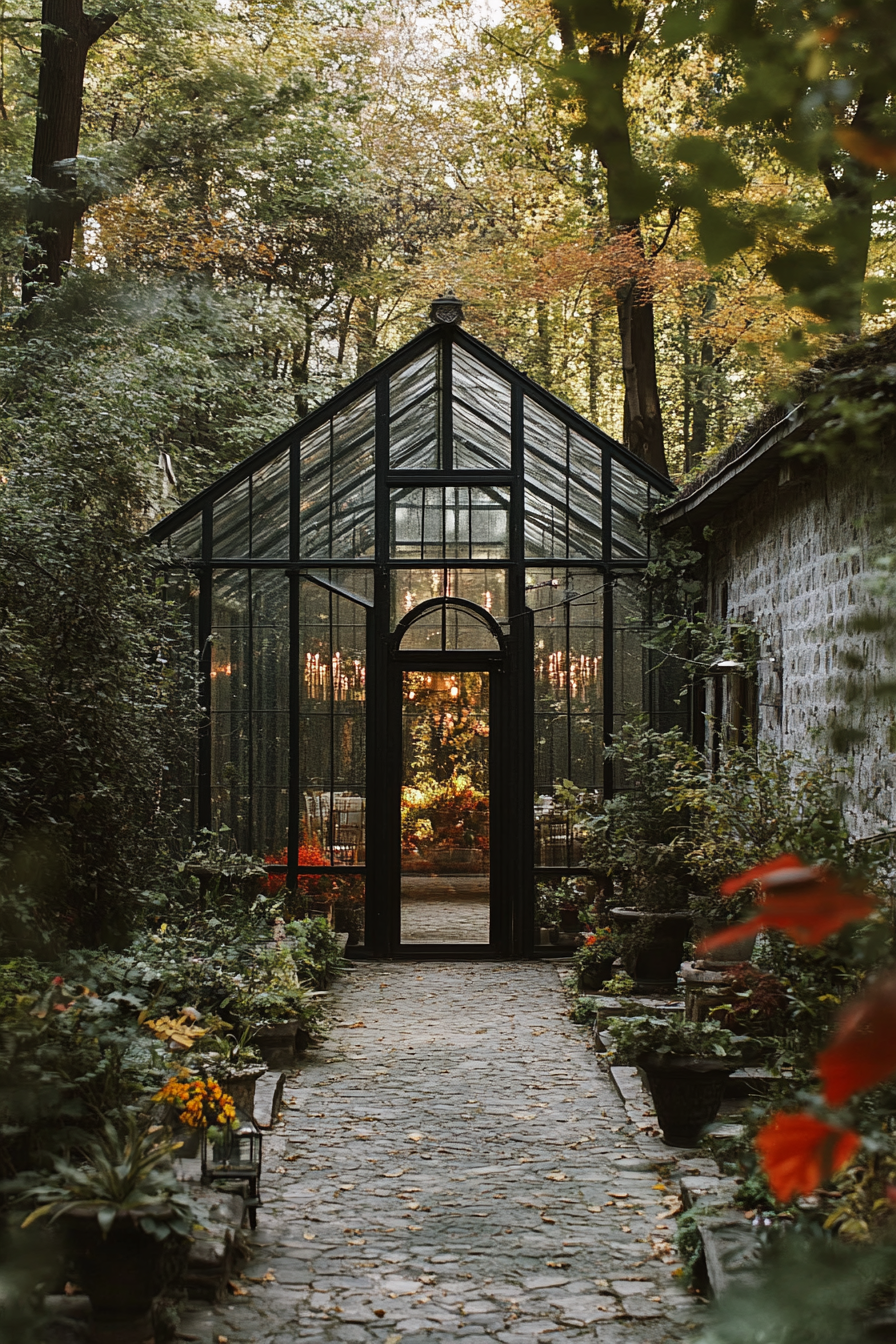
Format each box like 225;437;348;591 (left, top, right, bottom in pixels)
400;668;491;946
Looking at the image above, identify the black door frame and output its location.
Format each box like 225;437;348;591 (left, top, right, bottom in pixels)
388;651;504;957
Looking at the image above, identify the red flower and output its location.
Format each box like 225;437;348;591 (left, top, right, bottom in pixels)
755;1111;861;1201
52;976;64;986
698;856;876;954
817;970;896;1106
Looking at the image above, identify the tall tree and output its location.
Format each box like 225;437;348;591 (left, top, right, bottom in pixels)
550;0;670;477
23;0;119;303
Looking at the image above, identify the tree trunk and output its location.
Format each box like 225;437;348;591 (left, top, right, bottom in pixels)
354;294;379;375
550;3;669;476
22;1;118;304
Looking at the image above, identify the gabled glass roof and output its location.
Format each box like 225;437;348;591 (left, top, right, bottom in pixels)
150;321;672;564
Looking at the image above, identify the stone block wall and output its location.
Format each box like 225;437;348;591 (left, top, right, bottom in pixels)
704;457;895;837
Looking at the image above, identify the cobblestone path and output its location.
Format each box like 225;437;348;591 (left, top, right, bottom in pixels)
192;962;702;1343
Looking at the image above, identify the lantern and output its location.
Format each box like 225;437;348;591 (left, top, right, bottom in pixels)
201;1115;263;1229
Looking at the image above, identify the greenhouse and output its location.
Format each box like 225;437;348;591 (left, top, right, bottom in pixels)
151;295;678;956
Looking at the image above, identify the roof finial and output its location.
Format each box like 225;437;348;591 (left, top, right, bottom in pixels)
429;286;464;325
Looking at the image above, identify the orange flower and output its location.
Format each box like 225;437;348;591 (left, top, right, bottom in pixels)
698;855;876;954
817;971;896;1106
755;1111;861;1201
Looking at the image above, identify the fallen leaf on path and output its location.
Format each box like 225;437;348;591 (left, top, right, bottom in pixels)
227;1282;248;1296
513;1113;535;1120
541;1215;556;1224
303;1232;315;1241
407;1132;423;1142
546;1172;567;1181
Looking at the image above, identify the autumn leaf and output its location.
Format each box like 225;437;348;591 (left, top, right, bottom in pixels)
699;857;875;952
817;971;896;1105
755;1111;860;1201
835;128;896;175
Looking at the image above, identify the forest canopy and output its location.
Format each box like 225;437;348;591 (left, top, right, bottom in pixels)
0;0;893;491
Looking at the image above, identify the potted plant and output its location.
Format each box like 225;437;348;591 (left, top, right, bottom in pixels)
581;722;702;989
21;1116;201;1343
605;1014;743;1146
191;1024;266;1113
573;927;619;991
677;741;856;963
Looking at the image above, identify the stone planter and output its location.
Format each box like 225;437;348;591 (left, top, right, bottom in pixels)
693;919;757;965
610;907;692;992
253;1020;302;1068
58;1208;170;1344
639;1053;732;1147
218;1067;266;1114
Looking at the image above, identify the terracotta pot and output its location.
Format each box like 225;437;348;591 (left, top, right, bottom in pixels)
610;907;692;991
639;1054;731;1147
58;1208;169;1343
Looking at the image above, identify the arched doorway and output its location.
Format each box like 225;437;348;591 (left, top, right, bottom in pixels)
388;599;507;952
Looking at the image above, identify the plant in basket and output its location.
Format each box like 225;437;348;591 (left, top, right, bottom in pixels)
606;1014;744;1146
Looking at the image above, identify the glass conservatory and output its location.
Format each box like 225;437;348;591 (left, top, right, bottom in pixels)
151;297;680;957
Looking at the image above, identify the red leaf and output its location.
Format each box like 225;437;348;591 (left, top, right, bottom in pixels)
719;854;805;895
699;867;876;954
818;971;896;1105
755;1111;860;1202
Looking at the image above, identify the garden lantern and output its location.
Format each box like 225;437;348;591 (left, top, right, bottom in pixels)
201;1115;263;1229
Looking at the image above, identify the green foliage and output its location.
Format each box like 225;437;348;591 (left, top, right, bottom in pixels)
568;996;600;1025
20;1115;198;1241
698;1232;896;1344
581;721;704;911
601;971;636;996
606;1014;742;1064
573;927;620;975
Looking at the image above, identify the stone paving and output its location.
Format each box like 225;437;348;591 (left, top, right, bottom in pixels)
183;962;704;1343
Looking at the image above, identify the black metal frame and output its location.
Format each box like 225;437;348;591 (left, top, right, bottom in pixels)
150;321;674;959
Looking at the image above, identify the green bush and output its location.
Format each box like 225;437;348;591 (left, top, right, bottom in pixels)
606;1014;742;1064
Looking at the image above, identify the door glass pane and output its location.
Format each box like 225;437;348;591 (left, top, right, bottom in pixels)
401;670;490;945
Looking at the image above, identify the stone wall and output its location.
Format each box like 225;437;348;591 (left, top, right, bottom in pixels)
704;455;895;837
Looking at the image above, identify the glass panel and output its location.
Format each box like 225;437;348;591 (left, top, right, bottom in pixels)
390;486;509;560
331;393;376;558
299;392;376;559
529;567;604;867
298;577;367;871
390;347;440;469
164;512;202;558
611;459;649;558
567;431;603;558
524;398;568;558
251;570;288;716
213;479;250;556
251;452;290;558
390;568;507;627
298;422;331;558
452;346;511;469
401;670;490;945
398;602;501;652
